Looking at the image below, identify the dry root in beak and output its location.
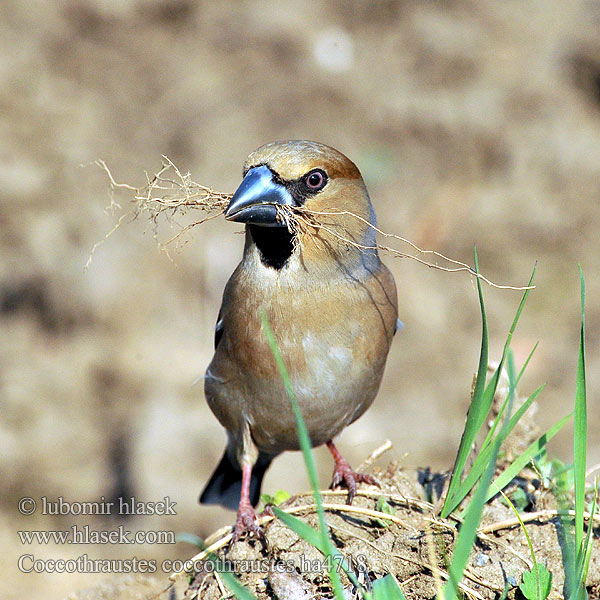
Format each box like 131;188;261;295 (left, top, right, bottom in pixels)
89;156;533;292
86;156;232;267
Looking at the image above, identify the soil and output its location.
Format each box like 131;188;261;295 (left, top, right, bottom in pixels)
178;465;599;600
67;461;600;599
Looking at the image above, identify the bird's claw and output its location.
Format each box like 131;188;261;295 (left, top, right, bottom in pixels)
330;458;379;504
230;503;266;548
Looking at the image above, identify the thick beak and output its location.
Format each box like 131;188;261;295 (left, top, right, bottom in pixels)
224;165;294;227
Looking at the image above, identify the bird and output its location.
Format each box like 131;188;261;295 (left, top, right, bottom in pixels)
199;140;399;541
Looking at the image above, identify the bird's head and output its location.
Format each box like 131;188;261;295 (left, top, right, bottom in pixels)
225;141;378;271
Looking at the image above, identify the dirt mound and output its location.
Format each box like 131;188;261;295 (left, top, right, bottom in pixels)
178;464;599;600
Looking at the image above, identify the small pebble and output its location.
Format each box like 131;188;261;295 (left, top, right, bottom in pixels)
474;553;490;567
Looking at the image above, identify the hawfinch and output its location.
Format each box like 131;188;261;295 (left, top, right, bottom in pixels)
200;140;398;540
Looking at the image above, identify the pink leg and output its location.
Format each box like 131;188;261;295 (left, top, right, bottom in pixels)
231;463;263;543
326;441;378;504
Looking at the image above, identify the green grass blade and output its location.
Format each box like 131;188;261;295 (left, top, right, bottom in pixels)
478;365;515;456
454;383;545;514
502;383;546;441
272;507;361;590
215;565;261;600
443;336;521;598
478;264;536;433
442;261;536;518
478;350;518;458
443;434;501;599
372;574;408;600
499;581;511;600
442;249;489;518
485;413;572;503
175;535;260;599
480;343;539;455
261;310;346;600
499;488;551;600
564;268;589;600
477;265;536;452
272;506;323;548
574;267;587;552
558;506;578;600
515;341;540;388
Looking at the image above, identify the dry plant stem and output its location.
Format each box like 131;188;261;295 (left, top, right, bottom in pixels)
168;503;412;582
183;512;491;599
358;439;393;471
403;555;489;598
422;515;532;570
214;570;227;599
293;488;443;518
479;507;600;534
163;211;223;247
84;212;133;270
95;157;231;212
425;522;444;597
400;574;418;588
176;485;537;579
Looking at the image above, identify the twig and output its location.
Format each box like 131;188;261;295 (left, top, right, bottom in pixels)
358;439;393;471
171;491;539;586
214;570;228;599
480;508;600;534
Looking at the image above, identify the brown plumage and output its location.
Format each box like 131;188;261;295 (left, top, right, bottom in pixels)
200;141;398;540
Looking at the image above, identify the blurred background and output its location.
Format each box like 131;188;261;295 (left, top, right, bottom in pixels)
2;1;599;597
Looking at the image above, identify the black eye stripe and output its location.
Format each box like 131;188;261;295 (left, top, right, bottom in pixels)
243;165;328;205
280;169;327;204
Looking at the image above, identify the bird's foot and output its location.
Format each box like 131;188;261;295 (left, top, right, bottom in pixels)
330;461;378;504
329;451;379;504
231;501;265;546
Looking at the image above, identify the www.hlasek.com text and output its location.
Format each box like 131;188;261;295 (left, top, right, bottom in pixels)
18;525;175;545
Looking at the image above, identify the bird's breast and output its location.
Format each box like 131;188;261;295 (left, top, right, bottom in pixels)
206;250;397;454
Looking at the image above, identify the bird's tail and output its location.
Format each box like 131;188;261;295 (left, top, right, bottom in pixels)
199;450;272;511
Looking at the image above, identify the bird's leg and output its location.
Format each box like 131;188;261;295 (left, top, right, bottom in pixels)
231;463;264;543
326;441;378;504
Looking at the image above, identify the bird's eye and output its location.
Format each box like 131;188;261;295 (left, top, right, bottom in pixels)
304;169;327;191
